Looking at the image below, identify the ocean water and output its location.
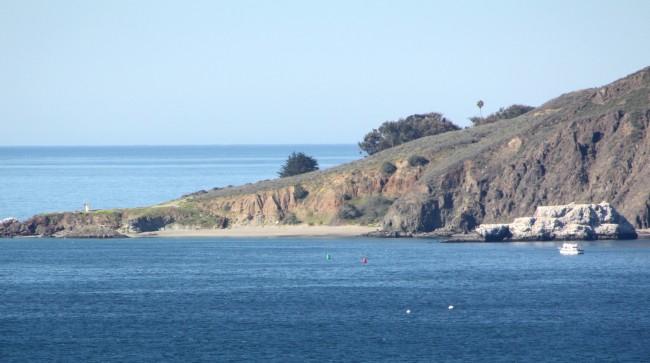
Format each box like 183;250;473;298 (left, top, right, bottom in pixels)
0;145;360;220
1;238;649;362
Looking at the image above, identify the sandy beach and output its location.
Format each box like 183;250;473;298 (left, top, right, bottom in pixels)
131;224;378;238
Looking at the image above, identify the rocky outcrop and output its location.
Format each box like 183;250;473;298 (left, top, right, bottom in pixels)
382;194;441;233
0;205;229;238
476;202;637;241
0;218;21;237
0;212;124;237
54;226;127;238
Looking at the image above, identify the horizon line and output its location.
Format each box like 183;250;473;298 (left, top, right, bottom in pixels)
0;143;360;148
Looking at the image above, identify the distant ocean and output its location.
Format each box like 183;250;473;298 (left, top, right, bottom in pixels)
0;145;360;220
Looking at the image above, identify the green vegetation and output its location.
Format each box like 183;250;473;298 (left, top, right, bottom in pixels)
92;209;120;215
380;161;397;175
282;212;301;225
339;196;394;224
303;210;329;226
470;104;534;126
359;112;460;155
338;204;362;219
278;152;319;177
408;155;429;167
293;184;309;200
128;205;228;230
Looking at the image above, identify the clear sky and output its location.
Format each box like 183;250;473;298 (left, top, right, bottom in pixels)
2;0;649;145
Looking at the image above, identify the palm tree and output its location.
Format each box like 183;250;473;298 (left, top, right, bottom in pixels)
477;100;484;118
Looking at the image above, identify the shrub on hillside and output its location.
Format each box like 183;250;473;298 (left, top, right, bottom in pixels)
470;104;534;126
354;196;394;224
408;155;429;167
380;161;397;175
338;204;362;219
278;152;319;177
359;112;460;155
336;196;394;224
293;184;309;200
282;212;301;225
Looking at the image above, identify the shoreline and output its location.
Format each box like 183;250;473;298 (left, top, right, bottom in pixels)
638;229;650;238
4;226;649;240
130;225;379;238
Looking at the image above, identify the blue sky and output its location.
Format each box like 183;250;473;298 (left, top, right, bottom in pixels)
1;0;649;145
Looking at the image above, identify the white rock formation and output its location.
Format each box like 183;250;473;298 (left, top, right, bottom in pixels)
1;217;18;225
476;202;637;241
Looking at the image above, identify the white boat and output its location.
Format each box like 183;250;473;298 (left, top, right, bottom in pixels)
559;242;584;255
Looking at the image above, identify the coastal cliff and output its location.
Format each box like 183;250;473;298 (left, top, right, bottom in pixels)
2;66;650;238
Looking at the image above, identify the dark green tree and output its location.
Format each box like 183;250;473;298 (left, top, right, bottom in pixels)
292;184;309;199
408;155;429;167
380;161;397;175
278;152;319;177
359;112;460;155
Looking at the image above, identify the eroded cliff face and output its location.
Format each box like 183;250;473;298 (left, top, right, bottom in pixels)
191;162;427;226
3;67;650;238
384;106;650;233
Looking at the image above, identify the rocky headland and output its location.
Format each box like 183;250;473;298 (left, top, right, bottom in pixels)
2;66;650;239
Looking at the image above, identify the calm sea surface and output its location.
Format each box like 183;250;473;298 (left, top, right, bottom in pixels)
1;238;649;362
0;145;360;220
